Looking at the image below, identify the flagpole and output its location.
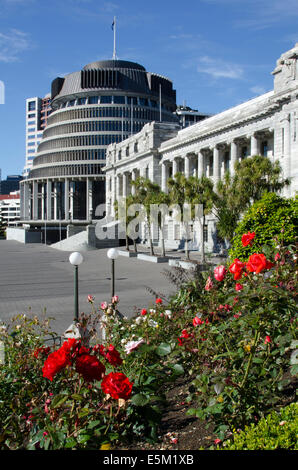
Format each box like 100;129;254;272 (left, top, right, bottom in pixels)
159;84;162;122
113;16;116;60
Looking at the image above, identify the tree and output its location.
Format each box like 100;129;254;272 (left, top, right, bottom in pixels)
131;177;161;256
184;175;214;263
213;155;290;243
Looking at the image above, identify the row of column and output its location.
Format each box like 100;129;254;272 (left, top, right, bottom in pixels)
21;178;93;222
160;132;266;192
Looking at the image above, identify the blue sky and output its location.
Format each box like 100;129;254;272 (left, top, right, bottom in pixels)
0;0;297;178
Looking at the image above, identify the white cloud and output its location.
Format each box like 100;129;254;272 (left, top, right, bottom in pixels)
197;56;244;79
0;29;31;62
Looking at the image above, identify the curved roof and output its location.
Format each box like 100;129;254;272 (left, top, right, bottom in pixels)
83;60;146;71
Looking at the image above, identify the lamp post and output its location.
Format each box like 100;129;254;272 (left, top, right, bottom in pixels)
107;248;119;298
69;251;84;322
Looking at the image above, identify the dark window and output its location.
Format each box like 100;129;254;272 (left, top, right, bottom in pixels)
28;101;36;111
100;96;112;104
88;96;98;104
113;96;125;104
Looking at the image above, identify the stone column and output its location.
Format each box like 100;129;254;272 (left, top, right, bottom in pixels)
86;178;93;221
161;162;167;192
213;146;220;184
23;182;30;220
283;115;291;182
198;150;204;178
230;140;238;176
32;181;38;220
172;158;178;177
47;180;52;221
122;173;127;198
64;179;69;220
131;170;136;195
250;133;259;156
184;155;190;178
69;182;74;220
41;183;45;221
53;182;58;220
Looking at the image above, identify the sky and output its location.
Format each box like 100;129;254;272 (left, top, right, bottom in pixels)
0;0;298;178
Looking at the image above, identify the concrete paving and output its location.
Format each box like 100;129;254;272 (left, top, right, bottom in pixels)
0;240;178;335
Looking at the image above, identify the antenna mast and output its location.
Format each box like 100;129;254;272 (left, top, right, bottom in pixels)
112;16;117;60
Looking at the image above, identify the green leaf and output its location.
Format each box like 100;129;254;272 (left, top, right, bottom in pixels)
155;342;172;356
65;437;77;449
77;433;91;444
171;364;184;375
71;393;84;401
131;393;150;406
51;393;69;408
78;407;89;418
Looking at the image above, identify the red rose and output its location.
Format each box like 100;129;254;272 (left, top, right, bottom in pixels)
42;349;71;381
104;344;123;366
75;354;105;382
229;259;245;280
155;298;162;305
214;265;227;282
264;336;272;345
235;283;243;291
61;338;79;358
141;308;147;316
246;253;273;274
101;372;133;400
93;344;105;357
241;232;255;247
193;316;204;326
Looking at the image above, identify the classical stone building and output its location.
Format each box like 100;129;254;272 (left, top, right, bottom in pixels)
104;45;298;253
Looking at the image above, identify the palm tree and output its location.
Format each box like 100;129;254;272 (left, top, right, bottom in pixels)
131;177;161;256
185;175;214;263
167;173;192;260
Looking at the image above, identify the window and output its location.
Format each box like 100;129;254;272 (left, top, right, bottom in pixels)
100;96;112;104
113;96;125;104
88;96;98;104
78;97;87;105
127;96;137;105
28;135;35;139
27;120;35;126
261;141;268;157
28;113;36;118
28;101;36;111
28;142;35;146
27;149;35;154
27;127;35;133
139;98;149;107
68;100;76;107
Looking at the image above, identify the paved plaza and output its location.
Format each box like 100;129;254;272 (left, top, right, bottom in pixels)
0;240;176;335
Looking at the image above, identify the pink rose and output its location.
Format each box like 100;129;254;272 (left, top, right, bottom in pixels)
235;283;243;291
214;265;227;282
101;302;108;310
124;339;145;355
205;276;213;291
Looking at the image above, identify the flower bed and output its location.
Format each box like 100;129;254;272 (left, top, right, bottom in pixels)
0;233;297;450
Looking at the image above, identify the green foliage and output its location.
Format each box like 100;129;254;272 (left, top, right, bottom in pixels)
213;155;290;242
229;192;298;261
221;403;298;450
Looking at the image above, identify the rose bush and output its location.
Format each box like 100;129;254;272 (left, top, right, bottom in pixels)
0;229;296;449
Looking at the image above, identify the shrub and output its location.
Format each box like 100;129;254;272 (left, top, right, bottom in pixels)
229;192;298;261
221;403;298;450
